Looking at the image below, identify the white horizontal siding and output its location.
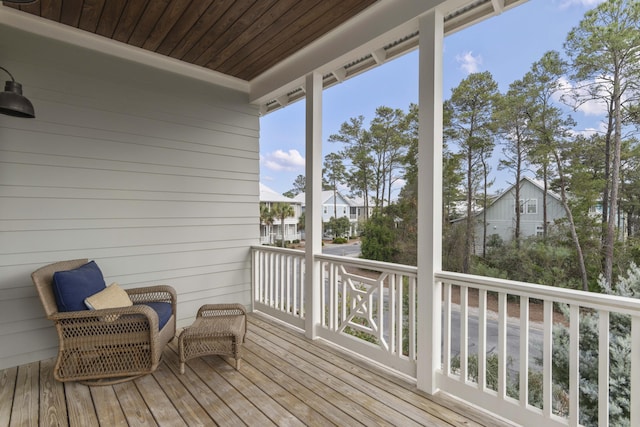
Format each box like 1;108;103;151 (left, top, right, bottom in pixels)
0;25;259;369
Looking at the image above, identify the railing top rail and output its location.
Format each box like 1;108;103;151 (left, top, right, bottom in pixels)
251;245;304;255
252;246;418;275
252;246;640;315
436;271;640;315
317;253;418;276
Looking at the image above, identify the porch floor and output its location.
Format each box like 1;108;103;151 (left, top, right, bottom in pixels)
1;314;513;426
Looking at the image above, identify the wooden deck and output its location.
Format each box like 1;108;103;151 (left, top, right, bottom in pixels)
0;314;513;426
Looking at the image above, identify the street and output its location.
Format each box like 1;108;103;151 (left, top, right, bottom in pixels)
322;241;362;257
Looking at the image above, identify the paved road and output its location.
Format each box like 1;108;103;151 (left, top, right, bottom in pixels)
448;309;544;376
322;241;362;257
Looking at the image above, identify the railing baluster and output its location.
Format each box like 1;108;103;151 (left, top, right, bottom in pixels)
598;309;609;427
253;249;259;303
409;276;416;360
389;273;396;355
292;256;298;317
520;296;529;407
320;261;325;325
443;282;451;374
632;315;640;427
478;288;487;391
299;258;305;318
543;299;553;419
498;292;507;399
461;285;468;382
276;252;282;309
569;304;579;426
268;251;275;306
285;255;291;313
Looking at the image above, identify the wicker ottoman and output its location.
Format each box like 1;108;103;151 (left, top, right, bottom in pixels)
178;303;247;374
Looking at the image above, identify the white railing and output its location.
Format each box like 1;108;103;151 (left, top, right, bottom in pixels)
252;246;305;329
316;254;418;376
251;246;640;427
436;271;640;427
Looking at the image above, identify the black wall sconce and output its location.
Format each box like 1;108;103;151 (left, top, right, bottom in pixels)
0;66;35;118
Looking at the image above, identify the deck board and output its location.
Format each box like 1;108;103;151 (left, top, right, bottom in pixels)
90;385;128;426
39;359;68;426
11;362;39;427
0;366;17;425
65;381;100;426
1;313;514;426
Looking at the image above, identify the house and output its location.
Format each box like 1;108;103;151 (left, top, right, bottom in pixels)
259;183;302;244
293;190;372;237
346;194;375;223
2;1;638;426
471;177;566;252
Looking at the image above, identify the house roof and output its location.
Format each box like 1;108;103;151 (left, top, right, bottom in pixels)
260;183;299;204
453;176;563;222
1;0;529;114
293;190;371;208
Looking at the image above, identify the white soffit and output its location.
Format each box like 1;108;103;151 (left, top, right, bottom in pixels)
250;0;529;113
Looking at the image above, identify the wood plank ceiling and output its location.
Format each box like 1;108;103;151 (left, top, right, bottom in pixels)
3;0;377;81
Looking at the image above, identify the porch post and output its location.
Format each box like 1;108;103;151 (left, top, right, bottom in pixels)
416;9;444;394
304;72;323;339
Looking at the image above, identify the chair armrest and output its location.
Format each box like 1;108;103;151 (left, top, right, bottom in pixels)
126;285;177;308
49;304;160;332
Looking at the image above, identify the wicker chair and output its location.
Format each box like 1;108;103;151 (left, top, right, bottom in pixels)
31;259;177;385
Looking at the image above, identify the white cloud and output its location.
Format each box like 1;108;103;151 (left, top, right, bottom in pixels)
261;149;305;172
558;76;610;117
558;0;605;9
570;127;601;138
455;51;482;74
572;120;608;137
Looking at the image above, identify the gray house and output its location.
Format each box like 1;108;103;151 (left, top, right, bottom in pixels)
472;177;566;252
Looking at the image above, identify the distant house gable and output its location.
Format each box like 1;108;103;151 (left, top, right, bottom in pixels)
466;177;566;253
294;190;368;237
294;190;351;220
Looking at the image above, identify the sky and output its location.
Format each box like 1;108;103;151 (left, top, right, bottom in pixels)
259;0;607;198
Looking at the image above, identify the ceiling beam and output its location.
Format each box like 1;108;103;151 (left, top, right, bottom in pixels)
491;0;506;14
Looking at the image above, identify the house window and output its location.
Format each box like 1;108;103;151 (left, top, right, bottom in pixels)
536;224;544;236
520;199;538;215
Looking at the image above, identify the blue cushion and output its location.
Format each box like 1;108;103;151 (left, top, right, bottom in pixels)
137;302;172;330
52;261;106;312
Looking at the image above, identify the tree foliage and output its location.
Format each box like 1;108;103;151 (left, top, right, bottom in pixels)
360;214;396;262
325;216;351;239
444;71;499;272
271;202;295;247
290;0;640;292
551;263;640;426
564;0;640;286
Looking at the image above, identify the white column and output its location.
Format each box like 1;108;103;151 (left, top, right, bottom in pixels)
304;72;323;339
416;9;444;394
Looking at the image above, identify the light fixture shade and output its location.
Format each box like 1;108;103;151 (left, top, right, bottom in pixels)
0;80;35;118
